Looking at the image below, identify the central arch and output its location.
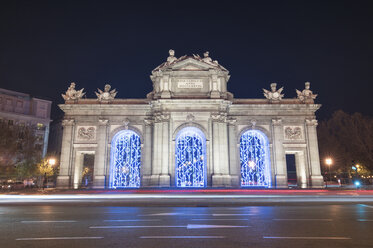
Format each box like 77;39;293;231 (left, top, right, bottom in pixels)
175;127;207;187
240;129;271;187
109;130;141;188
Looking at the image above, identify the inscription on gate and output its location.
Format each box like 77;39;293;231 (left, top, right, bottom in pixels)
177;79;204;89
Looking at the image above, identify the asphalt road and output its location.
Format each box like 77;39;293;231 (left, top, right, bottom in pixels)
1;203;373;248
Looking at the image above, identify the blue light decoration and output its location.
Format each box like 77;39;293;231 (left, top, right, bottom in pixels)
175;127;206;187
109;130;141;188
240;130;271;187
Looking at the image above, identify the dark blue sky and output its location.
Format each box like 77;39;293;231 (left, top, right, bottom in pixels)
0;0;372;120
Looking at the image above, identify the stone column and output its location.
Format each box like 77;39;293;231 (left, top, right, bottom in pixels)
93;119;109;189
228;118;239;186
57;119;75;189
271;118;287;188
150;118;162;185
141;118;153;186
211;113;231;187
305;118;324;188
159;116;171;186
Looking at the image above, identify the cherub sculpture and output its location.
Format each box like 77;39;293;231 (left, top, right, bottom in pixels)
263;83;284;102
95;84;118;101
62;82;85;101
296;82;317;103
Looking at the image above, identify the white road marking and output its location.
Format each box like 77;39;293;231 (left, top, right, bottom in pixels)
187;224;248;229
273;219;332;221
103;219;160;222
213;214;255;216
90;225;185;229
263;236;351;240
16;237;104;241
192;218;248;221
140;236;225;239
90;224;248;229
21;220;77;223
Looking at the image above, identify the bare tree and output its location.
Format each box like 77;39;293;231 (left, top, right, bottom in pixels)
318;110;373;173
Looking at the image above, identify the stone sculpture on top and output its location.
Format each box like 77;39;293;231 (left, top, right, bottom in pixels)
95;84;118;102
62;82;85;101
263;83;284;103
296;82;317;103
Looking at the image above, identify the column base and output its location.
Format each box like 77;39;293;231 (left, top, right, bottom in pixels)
210;91;220;98
141;175;152;187
161;91;171;98
275;174;288;188
56;175;70;189
92;175;106;189
159;174;171;187
230;175;240;187
311;175;324;188
212;174;232;187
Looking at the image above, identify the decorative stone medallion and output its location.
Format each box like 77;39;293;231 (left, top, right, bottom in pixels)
76;126;96;141
284;126;303;140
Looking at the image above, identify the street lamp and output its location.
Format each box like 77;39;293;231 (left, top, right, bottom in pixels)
48;158;56;166
325;158;333;188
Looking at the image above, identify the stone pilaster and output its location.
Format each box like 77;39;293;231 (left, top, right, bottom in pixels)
150;113;170;186
57;119;75;188
305;118;324;188
271;118;287;188
160;114;170;186
141;118;153;186
92;119;109;188
211;113;231;187
228;118;239;186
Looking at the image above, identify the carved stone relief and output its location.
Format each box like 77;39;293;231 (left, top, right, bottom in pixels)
284;126;303;140
76;126;96;141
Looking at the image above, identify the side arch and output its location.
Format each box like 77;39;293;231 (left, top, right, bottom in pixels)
239;129;271;187
109;129;141;188
172;122;209;141
175;126;207;187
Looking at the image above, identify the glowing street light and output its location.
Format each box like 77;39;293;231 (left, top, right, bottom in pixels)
325;157;333;188
48;158;56;166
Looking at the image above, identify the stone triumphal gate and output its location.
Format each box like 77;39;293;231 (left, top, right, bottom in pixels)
57;50;323;189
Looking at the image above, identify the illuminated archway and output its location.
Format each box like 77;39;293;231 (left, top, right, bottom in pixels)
240;129;271;187
109;130;141;188
175;127;206;187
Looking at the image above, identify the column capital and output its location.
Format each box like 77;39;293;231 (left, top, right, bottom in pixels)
144;118;154;126
227;117;237;125
211;112;227;122
271;118;282;126
305;118;318;126
98;118;109;126
155;112;170;122
62;119;75;126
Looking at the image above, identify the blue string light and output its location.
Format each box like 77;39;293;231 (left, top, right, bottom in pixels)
240;130;271;187
110;130;141;188
175;127;206;187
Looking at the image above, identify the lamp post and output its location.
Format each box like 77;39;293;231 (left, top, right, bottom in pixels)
325;158;332;188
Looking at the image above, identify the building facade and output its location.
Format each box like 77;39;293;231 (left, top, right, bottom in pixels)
0;88;51;157
57;51;323;189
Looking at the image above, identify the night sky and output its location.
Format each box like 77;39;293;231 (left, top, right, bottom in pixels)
1;0;372;120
